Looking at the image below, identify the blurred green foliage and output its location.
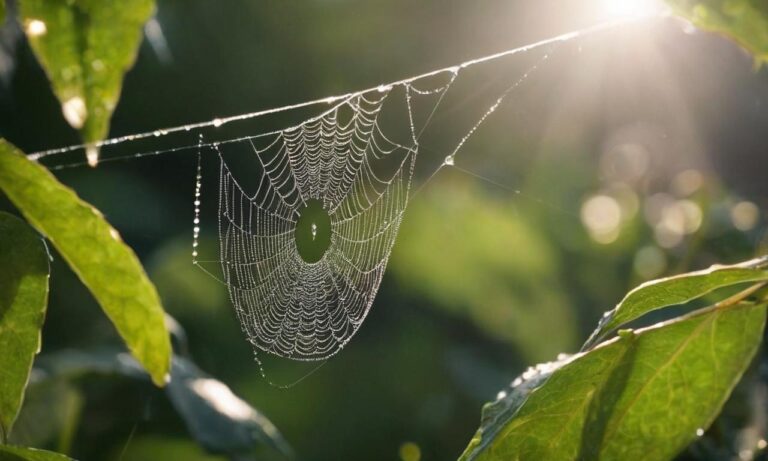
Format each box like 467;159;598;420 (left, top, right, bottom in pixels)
392;176;577;362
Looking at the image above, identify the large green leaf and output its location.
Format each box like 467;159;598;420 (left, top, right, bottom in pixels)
460;301;766;461
0;212;49;442
0;445;74;461
665;0;768;64
33;349;292;459
0;140;170;386
583;255;768;349
18;0;155;165
167;357;293;458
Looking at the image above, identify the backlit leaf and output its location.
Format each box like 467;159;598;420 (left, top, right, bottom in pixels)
584;255;768;348
18;0;155;165
0;139;170;386
0;212;49;442
460;301;766;460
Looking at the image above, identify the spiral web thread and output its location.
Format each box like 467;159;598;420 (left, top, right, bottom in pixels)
208;82;452;361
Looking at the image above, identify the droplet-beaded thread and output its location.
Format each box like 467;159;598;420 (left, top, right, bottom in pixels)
214;85;444;361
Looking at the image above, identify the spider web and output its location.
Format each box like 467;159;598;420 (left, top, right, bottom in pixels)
26;18;637;369
213;87;426;360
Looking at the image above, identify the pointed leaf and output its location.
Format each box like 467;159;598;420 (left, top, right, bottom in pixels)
665;0;768;65
0;445;74;461
584;255;768;348
18;0;155;164
0;139;170;386
0;212;49;442
460;301;766;461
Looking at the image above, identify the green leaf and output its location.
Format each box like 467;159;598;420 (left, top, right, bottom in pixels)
665;0;768;64
0;140;170;386
18;0;155;165
33;349;291;458
167;357;293;458
584;255;768;348
0;212;49;443
459;301;766;461
0;445;74;461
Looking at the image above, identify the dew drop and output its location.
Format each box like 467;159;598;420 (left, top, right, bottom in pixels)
444;155;455;166
62;97;87;129
86;144;100;168
26;19;47;37
213;118;223;127
311;223;318;240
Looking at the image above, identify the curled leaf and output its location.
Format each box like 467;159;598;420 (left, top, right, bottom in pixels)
584;255;768;349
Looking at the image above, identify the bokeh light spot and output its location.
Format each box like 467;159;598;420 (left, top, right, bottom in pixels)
25;19;48;37
399;442;421;461
581;195;622;244
672;169;704;197
731;201;760;231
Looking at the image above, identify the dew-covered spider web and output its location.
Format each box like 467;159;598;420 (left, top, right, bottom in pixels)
213;88;424;360
28;19;641;381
